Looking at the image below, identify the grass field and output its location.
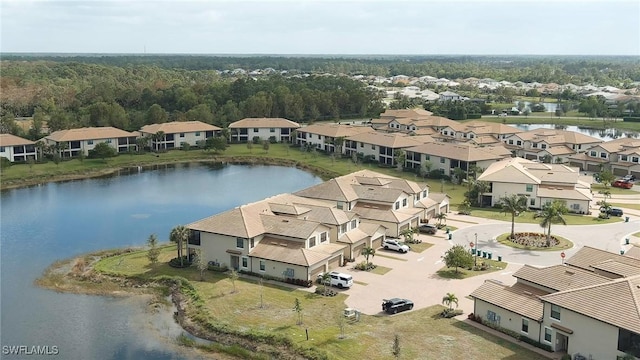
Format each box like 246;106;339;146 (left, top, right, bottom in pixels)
436;258;507;279
92;246;544;360
610;203;640;211
466;207;621;225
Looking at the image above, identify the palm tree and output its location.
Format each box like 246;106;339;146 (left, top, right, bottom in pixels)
35;140;45;161
334;136;345;154
320;271;331;297
473;180;490;206
153;131;165;152
362;246;376;264
435;213;447;227
400;227;416;244
170;225;190;266
539;200;568;247
500;194;528;240
441;293;459;311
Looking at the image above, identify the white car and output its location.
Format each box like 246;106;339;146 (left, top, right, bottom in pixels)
382;239;410;253
317;271;353;288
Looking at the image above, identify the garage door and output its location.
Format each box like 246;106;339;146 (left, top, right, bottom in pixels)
613;168;628;176
328;255;341;271
525;154;537;160
439;204;449;214
587;164;601;172
399;224;409;233
568;162;583;170
310;266;324;281
371;236;383;249
632;171;640;178
353;244;365;258
426;209;436;220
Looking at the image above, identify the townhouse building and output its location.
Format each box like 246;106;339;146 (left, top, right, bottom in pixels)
0;134;37;162
502;129;602;164
229;117;300;143
295;123;375;153
43;127;137;157
568;137;640;177
344;132;431;166
139;121;221;150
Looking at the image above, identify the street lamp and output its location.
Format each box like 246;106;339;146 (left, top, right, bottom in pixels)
474;233;478;269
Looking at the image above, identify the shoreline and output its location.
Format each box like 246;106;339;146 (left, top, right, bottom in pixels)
35;248;313;360
1;155;341;191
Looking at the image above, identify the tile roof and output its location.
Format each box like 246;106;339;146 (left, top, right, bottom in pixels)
537;186;592;201
249;240;335;267
268;203;311;216
352;204;422;223
511;129;602;145
261;215;327;239
345;132;427;148
297;123;375;138
565;246;640;274
470;280;548;321
460;121;523;135
140;121;221;134
541;275;640;334
379;109;433;119
229;117;300;129
514;265;610;292
0;133;34;146
406;142;510;162
45;127;135;142
338;228;370;244
292;203;356;225
352;185;406;203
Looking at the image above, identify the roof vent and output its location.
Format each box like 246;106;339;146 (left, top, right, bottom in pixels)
280;243;288;247
565;270;574;275
523;291;532;296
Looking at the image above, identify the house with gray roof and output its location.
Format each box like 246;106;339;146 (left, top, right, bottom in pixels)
471;246;640;359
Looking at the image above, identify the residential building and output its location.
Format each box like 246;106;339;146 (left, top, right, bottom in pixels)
568;138;640;177
0;134;37;162
439;121;523;142
503;129;602;163
228;118;300;143
471;246;640;359
388;116;459;134
404;142;512;177
295;170;448;237
295;123;375;153
139;121;221;150
476;157;593;212
43;127;138;157
343;132;431;166
438;91;466;101
372;109;434;129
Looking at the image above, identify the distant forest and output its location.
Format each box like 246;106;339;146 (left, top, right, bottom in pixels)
1;55;639;138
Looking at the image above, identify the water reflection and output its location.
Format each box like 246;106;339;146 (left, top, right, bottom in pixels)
512;124;639;141
1;164;322;360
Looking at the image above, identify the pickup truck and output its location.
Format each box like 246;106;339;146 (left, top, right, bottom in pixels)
382;239;410;253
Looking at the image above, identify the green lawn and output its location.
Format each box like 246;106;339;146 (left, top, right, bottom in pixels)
92;247;543;360
467;207;621;225
496;233;573;251
408;242;435;253
610;203;640;211
436;258;507;279
592;184;638;196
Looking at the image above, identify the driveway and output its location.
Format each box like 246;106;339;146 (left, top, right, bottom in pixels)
337;197;640;316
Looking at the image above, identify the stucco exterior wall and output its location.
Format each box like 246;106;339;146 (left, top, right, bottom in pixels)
474;299;542;343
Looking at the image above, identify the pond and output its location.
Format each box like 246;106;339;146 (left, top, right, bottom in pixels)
0;163;322;360
511;124;639;141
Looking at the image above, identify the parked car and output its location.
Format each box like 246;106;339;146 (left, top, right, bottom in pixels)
317;271;353;289
608;208;624;217
417;224;437;235
613;180;634;189
382;298;414;314
382;239;410;253
622;174;636;182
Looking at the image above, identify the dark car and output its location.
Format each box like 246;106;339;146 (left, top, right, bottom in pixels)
417;224;437;235
608;208;624;217
382;298;414;314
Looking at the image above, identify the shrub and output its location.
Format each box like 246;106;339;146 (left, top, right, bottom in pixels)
0;157;11;169
354;261;376;271
441;309;464;318
268;136;277;144
169;256;192;268
252;136;261;144
315;286;337;296
207;263;228;272
561;355;572;360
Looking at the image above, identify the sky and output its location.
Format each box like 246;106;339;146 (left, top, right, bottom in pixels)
1;0;639;55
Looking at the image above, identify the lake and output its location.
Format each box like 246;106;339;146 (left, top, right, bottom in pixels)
0;163;322;360
512;124;639;141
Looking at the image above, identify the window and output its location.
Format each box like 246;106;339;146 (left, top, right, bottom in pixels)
402;198;407;207
105;139;112;144
516;141;522;146
87;140;94;145
180;133;185;138
532;143;537;148
526;184;533;192
337;201;344;210
416;193;420;200
544;327;552;342
633;157;639;163
250;238;255;248
188;231;201;246
550;304;561;320
241;257;248;268
195;132;200;136
424;155;430;161
340;224;347;233
600;152;607;158
359;142;364;148
621;155;628;161
590;151;597;157
309;236;316;247
521;319;529;333
267;128;274;133
440;157;445;164
541;144;547;149
350;220;357;229
571;203;580;210
530;197;535;206
618;328;640;358
395;202;400;210
320;232;327;243
486;310;499;324
372;145;376;150
423;190;427;197
508;140;514;145
236;237;245;249
284;268;294;278
253;128;259;133
259;260;265;271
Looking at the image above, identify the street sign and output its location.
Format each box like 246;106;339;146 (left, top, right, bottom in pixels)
470;242;475;248
560;251;566;259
